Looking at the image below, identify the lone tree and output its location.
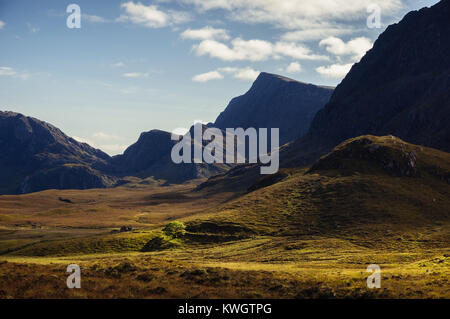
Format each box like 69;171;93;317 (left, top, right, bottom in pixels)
163;221;186;239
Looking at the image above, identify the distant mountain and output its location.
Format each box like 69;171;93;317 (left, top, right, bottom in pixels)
111;72;333;183
0;111;231;194
0;111;115;194
111;129;176;174
214;72;334;145
110;125;232;183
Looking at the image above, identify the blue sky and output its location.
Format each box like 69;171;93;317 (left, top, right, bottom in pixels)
0;0;440;154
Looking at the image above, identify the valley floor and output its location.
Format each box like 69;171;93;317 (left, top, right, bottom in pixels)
0;145;449;299
0;239;449;299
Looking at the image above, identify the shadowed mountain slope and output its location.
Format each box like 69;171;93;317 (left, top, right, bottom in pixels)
308;0;450;152
0;111;114;194
110;125;232;183
214;72;334;145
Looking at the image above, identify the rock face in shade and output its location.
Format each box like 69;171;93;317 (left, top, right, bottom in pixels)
214;72;334;145
20;164;116;194
110;125;232;183
0;111;114;194
111;129;177;174
308;0;450;152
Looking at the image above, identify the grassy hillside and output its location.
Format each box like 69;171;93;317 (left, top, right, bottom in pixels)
186;136;450;242
0;135;449;298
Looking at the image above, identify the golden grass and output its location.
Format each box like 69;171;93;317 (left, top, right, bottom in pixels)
0;136;449;298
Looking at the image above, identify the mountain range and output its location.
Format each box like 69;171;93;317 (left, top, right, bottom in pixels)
0;74;332;194
1;0;449;195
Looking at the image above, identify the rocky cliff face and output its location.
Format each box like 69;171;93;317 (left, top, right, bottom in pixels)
308;0;450;152
0;111;114;194
214;72;334;145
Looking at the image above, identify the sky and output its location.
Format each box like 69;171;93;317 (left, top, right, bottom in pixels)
0;0;440;155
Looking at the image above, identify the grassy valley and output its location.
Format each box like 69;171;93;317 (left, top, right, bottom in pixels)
0;136;448;298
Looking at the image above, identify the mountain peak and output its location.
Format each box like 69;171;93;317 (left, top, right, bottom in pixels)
256;72;300;83
254;72;334;90
214;73;334;145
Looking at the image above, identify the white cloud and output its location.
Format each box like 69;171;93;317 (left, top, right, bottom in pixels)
285;62;302;73
316;63;353;79
193;38;326;62
231;67;259;81
118;1;190;28
83;14;108;23
192;71;223;82
0;66;30;79
168;10;192;24
0;21;5;29
282;27;354;42
112;62;125;67
319;36;373;61
274;42;329;61
181;26;229;40
73;136;94;145
182;0;403;29
0;67;16;76
122;72;148;78
73;133;128;155
172;127;189;136
219;67;260;81
194;38;273;62
193;67;259;82
100;144;129;154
